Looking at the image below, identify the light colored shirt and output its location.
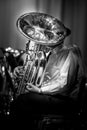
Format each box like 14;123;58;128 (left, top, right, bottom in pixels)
41;50;71;94
41;46;72;94
40;44;84;98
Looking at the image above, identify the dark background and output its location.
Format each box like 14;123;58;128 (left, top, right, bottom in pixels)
0;0;87;74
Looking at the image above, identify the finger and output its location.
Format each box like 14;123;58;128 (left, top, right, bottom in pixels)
28;83;36;88
26;83;32;86
26;85;32;90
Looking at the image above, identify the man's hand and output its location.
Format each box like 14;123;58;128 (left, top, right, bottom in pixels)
26;83;41;93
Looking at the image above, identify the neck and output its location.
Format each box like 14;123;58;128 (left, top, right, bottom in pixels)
48;42;64;53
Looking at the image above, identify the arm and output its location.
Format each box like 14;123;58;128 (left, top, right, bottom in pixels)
40;51;71;94
27;51;72;94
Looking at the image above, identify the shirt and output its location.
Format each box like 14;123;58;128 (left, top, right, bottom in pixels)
40;44;84;98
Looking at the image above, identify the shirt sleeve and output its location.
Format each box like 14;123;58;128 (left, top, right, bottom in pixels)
41;52;71;94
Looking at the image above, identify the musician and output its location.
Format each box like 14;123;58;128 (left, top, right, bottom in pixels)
10;13;85;125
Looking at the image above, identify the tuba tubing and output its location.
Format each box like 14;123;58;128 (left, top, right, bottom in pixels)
16;51;47;97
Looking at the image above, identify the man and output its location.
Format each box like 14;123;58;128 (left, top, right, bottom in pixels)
10;12;85;123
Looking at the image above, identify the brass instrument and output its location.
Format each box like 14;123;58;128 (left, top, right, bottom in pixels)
13;12;70;98
14;41;48;97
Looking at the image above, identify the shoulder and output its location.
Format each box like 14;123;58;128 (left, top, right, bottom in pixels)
67;43;80;51
63;44;82;57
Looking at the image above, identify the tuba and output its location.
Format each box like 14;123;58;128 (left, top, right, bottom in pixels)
13;12;70;98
